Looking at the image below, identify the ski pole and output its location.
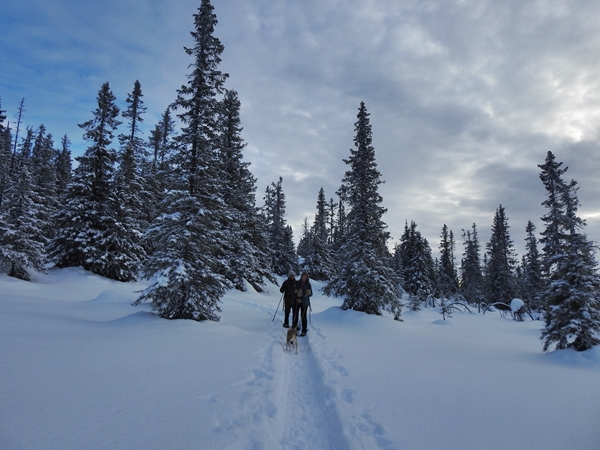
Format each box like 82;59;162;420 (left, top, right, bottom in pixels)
272;292;284;321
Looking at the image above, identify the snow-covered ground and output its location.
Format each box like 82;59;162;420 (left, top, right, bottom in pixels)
1;268;599;450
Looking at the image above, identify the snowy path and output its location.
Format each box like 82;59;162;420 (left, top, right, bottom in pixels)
271;324;348;449
213;293;396;449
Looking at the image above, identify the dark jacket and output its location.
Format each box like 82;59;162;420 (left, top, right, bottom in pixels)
280;278;296;300
295;279;313;308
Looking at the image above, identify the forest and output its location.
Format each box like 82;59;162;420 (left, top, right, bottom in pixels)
1;0;599;353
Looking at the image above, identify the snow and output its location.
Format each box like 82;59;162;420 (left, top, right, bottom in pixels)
511;298;525;312
2;268;600;450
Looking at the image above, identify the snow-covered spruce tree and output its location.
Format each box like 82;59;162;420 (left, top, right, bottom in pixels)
0;158;47;280
0;99;11;209
262;177;298;275
437;224;458;298
145;107;176;225
135;0;231;321
459;223;484;305
101;79;150;281
48;82;126;279
55;135;72;196
398;221;435;311
484;204;518;306
17;128;33;164
29;125;59;241
302;187;334;281
391;241;404;283
538;151;567;279
297;217;312;259
324;102;401;318
519;220;544;311
117;79;149;227
149;107;176;171
538;152;600;351
217;89;273;291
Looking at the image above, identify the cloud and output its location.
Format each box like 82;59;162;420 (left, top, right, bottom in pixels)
2;0;600;260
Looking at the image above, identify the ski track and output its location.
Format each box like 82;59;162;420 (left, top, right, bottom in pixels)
213;296;396;449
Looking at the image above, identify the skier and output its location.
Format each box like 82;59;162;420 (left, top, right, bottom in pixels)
293;271;312;336
279;271;296;328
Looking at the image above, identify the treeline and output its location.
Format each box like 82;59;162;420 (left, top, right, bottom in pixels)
293;108;600;351
1;0;598;351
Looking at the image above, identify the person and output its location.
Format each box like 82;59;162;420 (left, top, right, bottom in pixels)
279;271;296;328
293;271;312;336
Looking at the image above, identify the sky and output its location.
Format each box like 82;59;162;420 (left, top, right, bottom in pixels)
2;0;600;258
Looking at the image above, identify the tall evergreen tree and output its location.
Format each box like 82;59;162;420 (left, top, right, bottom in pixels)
302;187;334;280
262;177;298;275
484;205;517;306
538;152;600;351
331;196;347;253
116;81;148;224
29;125;59;241
104;80;150;281
520;220;544;311
460;223;484;305
398;221;435;310
48;82;124;278
145;107;176;224
538;151;567;278
0;99;11;209
324;102;401;318
217;89;273;291
11;98;25;170
438;224;458;298
0;156;47;280
297;217;312;259
55;135;72;196
135;0;231;320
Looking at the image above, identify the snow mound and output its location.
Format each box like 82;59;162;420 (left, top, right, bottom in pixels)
90;290;128;303
510;298;524;312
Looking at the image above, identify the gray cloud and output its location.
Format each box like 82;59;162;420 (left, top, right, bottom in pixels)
2;0;600;261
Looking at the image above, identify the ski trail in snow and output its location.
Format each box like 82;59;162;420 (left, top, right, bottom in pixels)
211;298;395;449
274;330;349;449
308;321;398;450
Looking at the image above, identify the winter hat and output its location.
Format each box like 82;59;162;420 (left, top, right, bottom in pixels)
288;271;295;277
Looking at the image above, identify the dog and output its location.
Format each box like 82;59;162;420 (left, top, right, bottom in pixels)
285;328;298;353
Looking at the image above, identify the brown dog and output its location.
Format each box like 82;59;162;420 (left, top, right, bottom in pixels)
286;328;298;353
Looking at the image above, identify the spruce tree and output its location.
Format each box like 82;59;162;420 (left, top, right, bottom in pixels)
0;157;47;280
459;223;484;305
324;102;401;318
48;82;124;278
398;221;435;310
217;89;273;291
55;135;72;196
145;108;176;224
330;196;347;255
0;99;11;209
29;125;59;241
104;80;150;281
520;220;544;311
11;98;25;170
438;224;458;298
302;187;333;280
262;177;298;275
484;205;517;306
538;152;600;351
135;0;231;320
297;217;312;259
